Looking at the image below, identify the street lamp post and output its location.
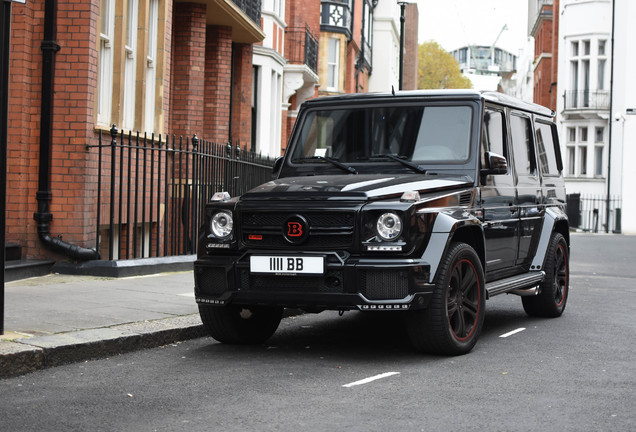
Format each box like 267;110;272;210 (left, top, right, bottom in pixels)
398;1;407;90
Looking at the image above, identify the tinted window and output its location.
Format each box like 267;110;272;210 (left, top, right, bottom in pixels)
510;114;537;176
481;108;507;167
535;121;560;176
291;105;473;164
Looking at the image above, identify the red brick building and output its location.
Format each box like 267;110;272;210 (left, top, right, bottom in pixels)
6;0;264;262
529;0;559;111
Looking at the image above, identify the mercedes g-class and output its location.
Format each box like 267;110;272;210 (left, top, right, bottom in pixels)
194;90;569;355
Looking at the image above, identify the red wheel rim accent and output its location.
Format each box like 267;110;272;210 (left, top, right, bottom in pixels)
446;258;481;341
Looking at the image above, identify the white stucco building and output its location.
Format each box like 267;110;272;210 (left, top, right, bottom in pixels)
556;0;635;233
252;0;287;157
367;0;400;92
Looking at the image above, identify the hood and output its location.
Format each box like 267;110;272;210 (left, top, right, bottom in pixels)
240;174;474;201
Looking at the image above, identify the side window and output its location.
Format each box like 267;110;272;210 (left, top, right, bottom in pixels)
510;113;537;176
481;108;508;169
535;120;561;176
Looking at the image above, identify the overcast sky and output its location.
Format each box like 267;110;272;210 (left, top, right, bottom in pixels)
415;0;530;54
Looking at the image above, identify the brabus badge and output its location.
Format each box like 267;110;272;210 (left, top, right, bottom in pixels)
283;215;309;244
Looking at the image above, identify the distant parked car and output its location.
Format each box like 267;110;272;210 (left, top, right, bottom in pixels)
194;90;569;355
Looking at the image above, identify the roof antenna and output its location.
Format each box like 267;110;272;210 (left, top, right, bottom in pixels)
392;85;396;96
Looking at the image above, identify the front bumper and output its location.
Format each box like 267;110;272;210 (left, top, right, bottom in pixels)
194;251;435;311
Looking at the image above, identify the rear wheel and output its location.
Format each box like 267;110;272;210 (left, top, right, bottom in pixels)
198;304;283;344
522;232;569;317
406;242;485;355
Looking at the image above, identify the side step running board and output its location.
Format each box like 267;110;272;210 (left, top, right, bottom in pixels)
485;271;545;299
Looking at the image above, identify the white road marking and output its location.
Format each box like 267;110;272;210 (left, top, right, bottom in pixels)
500;328;526;338
342;372;400;388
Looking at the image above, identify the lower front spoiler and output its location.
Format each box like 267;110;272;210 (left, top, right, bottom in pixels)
195;290;434;311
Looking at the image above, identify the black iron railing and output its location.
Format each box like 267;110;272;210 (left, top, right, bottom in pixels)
89;127;276;260
564;90;610;110
232;0;262;26
566;193;622;233
286;26;319;74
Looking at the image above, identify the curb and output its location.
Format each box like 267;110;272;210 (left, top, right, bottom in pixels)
0;314;206;379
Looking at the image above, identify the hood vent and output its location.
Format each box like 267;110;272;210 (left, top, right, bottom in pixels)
459;192;473;206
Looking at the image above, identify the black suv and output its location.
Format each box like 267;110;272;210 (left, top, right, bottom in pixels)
194;90;569;355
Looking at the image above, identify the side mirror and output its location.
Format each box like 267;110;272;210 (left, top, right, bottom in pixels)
272;156;284;176
481;152;508;175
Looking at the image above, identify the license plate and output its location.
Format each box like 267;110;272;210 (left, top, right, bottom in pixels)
250;256;324;274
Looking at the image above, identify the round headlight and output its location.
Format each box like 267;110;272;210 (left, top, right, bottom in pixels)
210;211;233;239
376;212;402;241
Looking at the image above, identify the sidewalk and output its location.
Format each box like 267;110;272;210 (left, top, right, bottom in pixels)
1;271;205;378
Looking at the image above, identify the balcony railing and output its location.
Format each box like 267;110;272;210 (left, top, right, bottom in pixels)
286;26;319;74
564;90;610;110
233;0;263;26
320;0;351;38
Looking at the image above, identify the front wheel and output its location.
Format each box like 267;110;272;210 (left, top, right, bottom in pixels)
198;304;283;344
406;242;486;355
522;232;569;317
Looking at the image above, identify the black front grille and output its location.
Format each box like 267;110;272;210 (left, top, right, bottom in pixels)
195;267;227;296
242;211;355;249
239;269;344;294
360;270;409;300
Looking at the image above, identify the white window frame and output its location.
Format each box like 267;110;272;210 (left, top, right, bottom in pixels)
97;0;115;125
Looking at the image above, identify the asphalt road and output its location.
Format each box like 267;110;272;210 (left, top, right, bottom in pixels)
1;233;635;431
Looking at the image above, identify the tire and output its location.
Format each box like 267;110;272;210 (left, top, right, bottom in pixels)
522;232;569;318
198;304;283;344
406;242;486;355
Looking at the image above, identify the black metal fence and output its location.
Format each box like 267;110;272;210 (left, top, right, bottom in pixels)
88;127;276;260
566;193;622;233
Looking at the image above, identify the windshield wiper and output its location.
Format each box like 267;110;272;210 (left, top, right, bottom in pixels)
364;154;427;174
294;156;358;174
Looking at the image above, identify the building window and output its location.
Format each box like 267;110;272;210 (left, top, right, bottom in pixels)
597;59;606;90
97;0;164;132
567;127;576;143
145;0;159;133
579;126;588;142
595;126;604;143
97;0;115;125
567;146;575;176
571;41;579;57
327;38;340;91
122;0;139;131
583;40;590;56
579;145;587;175
594;146;603;177
598;39;606;56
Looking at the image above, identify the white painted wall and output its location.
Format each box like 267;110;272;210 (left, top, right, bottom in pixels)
368;0;400;92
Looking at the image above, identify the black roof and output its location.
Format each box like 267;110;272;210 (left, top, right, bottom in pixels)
302;89;554;118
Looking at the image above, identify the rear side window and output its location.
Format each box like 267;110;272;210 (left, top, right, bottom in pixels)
535;120;561;176
510;113;537;176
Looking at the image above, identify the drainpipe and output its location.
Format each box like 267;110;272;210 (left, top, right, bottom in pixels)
32;0;99;261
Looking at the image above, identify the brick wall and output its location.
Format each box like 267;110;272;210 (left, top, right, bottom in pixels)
204;26;232;142
170;2;206;137
231;43;254;147
7;0;102;259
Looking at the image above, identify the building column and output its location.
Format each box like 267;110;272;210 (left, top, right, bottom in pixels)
204;25;232;142
171;3;206;137
231;43;253;147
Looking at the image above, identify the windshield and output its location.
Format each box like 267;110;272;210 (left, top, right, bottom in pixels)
291;104;473;165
